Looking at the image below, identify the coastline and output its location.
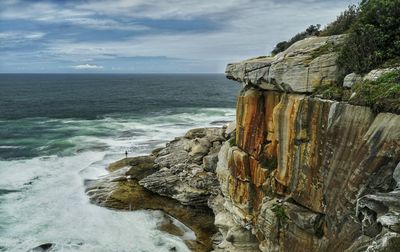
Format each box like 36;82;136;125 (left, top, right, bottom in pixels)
85;126;234;251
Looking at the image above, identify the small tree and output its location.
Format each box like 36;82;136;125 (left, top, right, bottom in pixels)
271;24;321;55
320;5;359;36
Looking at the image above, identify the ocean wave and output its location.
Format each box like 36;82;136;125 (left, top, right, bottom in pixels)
0;106;235;251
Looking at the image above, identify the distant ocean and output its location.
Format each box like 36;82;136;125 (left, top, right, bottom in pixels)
0;74;240;252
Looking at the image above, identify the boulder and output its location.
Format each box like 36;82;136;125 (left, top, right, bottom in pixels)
29;243;55;252
343;72;363;88
363;67;400;81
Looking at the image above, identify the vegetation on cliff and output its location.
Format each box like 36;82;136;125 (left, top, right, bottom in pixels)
269;0;400;114
319;5;359;36
314;70;400;114
350;70;400;113
273;0;400;75
271;24;321;55
337;0;400;74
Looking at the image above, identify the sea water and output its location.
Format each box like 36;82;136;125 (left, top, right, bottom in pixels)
0;74;240;252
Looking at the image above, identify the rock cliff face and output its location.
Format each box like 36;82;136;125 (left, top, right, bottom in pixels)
213;35;400;251
86;34;399;252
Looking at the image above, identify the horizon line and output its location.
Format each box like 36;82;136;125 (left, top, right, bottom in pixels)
0;72;225;75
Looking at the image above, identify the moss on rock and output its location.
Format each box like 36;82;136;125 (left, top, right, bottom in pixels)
349;70;400;114
88;157;217;251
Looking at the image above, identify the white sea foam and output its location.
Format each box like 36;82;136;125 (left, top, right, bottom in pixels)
0;107;236;251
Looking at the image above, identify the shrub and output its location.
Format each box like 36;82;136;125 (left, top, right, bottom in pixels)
228;135;236;147
271;203;288;223
313;84;346;101
337;0;400;74
320;5;359;36
349;70;400;113
271;24;321;55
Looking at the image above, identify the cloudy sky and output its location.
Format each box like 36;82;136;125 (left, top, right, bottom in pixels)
0;0;358;73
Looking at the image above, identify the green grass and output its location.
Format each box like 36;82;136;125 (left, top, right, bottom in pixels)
349;70;400;113
228;135;237;147
312;70;400;114
271;203;288;223
313;84;346;101
310;41;342;60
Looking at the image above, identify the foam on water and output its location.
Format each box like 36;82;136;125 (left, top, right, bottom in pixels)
0;108;235;251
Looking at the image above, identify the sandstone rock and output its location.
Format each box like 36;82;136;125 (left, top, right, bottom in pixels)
393;162;400;185
210;193;260;252
184;127;225;142
364;67;400;81
225;120;236;138
186;137;211;163
365;232;400;252
343;72;363;88
226;35;345;93
214;87;400;251
203;152;219;172
155;137;190;168
140;127;226;207
140;163;218;206
86;154;217;251
378;213;400;233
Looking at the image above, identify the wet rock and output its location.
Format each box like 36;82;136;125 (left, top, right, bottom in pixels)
86;164;217;251
0;188;20;195
86;127;226;251
29;243;55;252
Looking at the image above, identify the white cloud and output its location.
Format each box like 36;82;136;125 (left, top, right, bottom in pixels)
72;64;104;69
43;0;356;71
0;31;45;40
0;31;46;48
0;0;359;72
0;1;148;31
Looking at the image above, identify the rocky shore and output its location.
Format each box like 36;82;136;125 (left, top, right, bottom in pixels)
86;34;400;252
85;127;232;251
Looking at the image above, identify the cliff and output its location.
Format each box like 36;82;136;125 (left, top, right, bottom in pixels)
213;35;400;251
85;34;399;252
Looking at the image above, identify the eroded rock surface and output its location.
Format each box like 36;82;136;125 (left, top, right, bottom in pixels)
211;86;400;251
85;127;229;251
140;127;226;207
226;35;346;93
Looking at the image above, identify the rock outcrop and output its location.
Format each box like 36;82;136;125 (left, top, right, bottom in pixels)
85;127;227;251
140;127;226;207
214;35;400;252
226;35;345;93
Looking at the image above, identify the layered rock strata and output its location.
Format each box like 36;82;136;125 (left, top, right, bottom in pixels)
86;34;400;252
85;127;227;251
214;35;400;252
226;35;345;93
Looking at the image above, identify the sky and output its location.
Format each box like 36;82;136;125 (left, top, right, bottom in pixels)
0;0;359;73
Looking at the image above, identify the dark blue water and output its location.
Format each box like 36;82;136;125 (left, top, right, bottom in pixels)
0;74;240;160
0;74;238;120
0;74;239;252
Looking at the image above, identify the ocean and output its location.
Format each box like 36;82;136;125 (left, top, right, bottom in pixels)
0;74;240;252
